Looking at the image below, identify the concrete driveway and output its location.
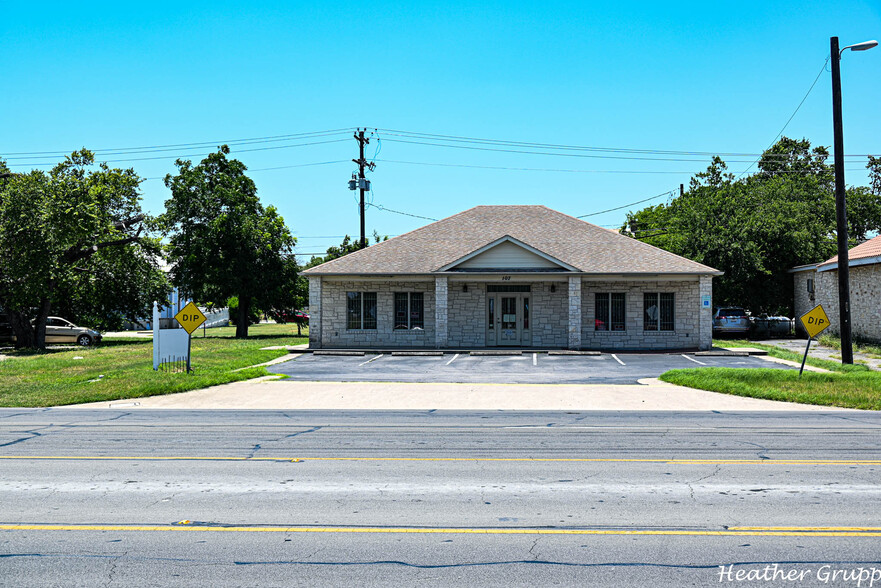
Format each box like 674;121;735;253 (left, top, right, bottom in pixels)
67;350;850;412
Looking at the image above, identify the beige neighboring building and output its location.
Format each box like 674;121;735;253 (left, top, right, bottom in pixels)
303;205;721;351
791;234;881;341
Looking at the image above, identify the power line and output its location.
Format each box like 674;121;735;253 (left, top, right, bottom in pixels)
377;128;869;160
366;202;438;222
379;137;866;165
6;139;350;167
0;128;354;158
377;159;867;175
736;56;832;180
577;190;676;218
143;159;349;180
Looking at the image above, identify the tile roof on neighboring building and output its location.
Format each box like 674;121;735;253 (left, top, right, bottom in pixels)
303;205;721;275
817;234;881;271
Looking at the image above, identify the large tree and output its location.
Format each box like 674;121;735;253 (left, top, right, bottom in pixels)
0;151;168;349
160;146;298;338
624;138;881;315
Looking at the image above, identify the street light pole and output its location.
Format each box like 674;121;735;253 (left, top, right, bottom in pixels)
830;36;853;365
829;36;877;365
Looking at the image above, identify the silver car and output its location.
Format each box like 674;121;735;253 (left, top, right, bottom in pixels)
712;307;751;335
0;317;103;346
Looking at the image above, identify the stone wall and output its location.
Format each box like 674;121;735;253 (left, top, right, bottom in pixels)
792;270;817;337
314;276;712;350
580;278;704;350
812;265;881;342
319;280;436;348
698;275;713;350
568;277;582;349
447;282;485;347
529;282;568;348
308;276;322;348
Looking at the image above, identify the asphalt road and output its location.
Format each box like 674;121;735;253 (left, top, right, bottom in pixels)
2;409;880;586
268;352;791;384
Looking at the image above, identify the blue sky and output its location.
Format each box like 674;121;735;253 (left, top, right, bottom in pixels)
2;1;879;258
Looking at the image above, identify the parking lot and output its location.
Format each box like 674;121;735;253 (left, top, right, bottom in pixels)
268;352;790;385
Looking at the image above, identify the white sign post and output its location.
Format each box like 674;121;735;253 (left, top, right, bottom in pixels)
152;301;193;372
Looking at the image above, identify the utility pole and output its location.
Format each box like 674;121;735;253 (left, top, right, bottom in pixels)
351;129;375;249
830;36;854;364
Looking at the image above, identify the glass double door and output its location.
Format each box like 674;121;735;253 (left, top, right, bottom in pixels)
486;294;531;346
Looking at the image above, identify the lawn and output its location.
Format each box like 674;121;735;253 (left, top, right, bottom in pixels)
0;323;308;407
818;334;881;359
660;368;881;411
661;338;878;410
712;338;867;373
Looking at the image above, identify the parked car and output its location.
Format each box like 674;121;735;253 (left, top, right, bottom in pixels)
751;314;793;338
272;310;309;324
0;317;102;346
712;307;751;336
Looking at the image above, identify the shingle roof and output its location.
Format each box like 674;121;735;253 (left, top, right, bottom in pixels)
818;234;881;269
303;205;721;275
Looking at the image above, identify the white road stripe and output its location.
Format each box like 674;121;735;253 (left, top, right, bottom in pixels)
445;353;459;366
611;354;625;366
358;355;382;367
682;354;707;365
533;353;537;366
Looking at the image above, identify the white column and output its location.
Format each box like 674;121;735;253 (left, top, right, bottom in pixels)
699;275;713;351
435;276;448;348
568;276;582;350
308;276;322;349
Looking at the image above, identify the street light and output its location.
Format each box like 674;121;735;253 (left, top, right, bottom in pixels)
830;36;877;365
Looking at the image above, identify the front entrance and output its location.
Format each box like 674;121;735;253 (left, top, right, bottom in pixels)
486;285;532;347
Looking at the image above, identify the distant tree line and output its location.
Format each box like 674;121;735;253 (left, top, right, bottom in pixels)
0;146;314;349
624;137;881;315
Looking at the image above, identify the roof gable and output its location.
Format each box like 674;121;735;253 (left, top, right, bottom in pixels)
818;235;881;271
438;236;574;272
302;205;721;276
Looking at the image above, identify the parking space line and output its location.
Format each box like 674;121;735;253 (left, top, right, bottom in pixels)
611;354;625;366
445;353;459;366
358;355;382;367
682;354;707;365
533;353;537;366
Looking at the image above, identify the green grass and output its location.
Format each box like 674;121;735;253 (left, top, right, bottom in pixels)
660;368;881;411
712;338;868;373
818;334;881;359
0;323;308;407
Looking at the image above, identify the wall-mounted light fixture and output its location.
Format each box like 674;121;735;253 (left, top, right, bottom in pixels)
550;284;556;293
463;284;468;292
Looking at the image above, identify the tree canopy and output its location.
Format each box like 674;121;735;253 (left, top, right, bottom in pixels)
0;151;168;349
624;138;881;315
160;146;299;338
304;231;388;269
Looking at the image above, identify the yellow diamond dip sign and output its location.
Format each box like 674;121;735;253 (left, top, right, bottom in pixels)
800;304;831;339
174;302;207;373
175;302;207;335
797;304;831;376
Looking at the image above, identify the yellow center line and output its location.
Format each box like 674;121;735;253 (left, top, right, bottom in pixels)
730;526;881;531
1;455;880;465
1;524;880;537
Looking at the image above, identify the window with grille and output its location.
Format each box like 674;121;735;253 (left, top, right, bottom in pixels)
347;292;377;330
595;293;626;331
643;292;674;331
394;292;424;330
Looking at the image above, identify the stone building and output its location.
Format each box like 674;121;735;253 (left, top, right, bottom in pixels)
303;205;721;350
791;234;881;342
